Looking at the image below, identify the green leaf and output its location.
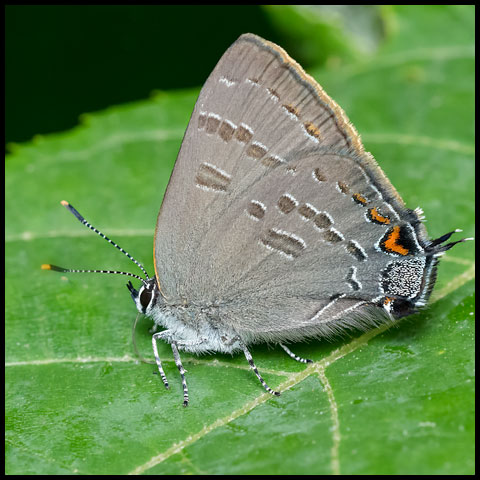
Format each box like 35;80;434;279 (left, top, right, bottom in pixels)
6;5;474;475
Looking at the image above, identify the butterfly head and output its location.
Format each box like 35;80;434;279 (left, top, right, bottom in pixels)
127;277;159;315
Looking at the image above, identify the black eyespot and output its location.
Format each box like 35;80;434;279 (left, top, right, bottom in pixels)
391;297;417;318
140;288;152;310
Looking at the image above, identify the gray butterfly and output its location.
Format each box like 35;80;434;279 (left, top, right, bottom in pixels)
45;34;469;406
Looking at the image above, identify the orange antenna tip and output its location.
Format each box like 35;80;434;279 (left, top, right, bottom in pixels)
41;264;52;270
60;200;69;207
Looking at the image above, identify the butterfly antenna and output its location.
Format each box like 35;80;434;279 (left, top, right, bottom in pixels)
41;263;147;285
41;201;150;286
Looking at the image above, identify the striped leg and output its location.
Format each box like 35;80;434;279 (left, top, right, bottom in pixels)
152;331;170;389
280;343;313;364
241;344;280;396
171;342;189;407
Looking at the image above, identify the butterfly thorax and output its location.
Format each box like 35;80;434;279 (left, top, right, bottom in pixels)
129;278;241;354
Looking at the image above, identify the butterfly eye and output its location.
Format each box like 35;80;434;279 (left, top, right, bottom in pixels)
140;287;153;310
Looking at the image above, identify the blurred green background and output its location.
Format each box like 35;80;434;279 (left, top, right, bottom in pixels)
5;5;474;476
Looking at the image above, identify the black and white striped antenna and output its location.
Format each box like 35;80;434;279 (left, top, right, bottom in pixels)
41;201;150;287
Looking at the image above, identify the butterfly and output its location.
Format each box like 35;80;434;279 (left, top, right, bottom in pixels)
43;34;469;406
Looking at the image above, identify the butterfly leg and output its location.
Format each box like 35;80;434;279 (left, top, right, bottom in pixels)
241;343;280;396
152;331;170;389
280;343;313;364
171;342;189;407
149;323;159;334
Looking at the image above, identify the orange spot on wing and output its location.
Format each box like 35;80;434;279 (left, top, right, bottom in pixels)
304;121;322;139
283;104;299;117
352;193;367;205
384;226;409;255
369;207;391;224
